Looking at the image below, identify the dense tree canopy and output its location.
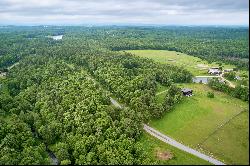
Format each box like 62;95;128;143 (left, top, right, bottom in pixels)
0;26;248;164
0;26;249;69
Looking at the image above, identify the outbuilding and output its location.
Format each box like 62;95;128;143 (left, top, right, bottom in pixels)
208;67;222;75
181;88;193;96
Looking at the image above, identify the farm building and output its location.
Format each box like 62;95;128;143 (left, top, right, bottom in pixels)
181;88;193;96
208;67;222;75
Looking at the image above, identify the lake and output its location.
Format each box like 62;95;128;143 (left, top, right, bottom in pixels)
51;35;63;40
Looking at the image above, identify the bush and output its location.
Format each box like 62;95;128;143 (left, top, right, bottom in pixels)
207;92;214;98
208;78;249;101
224;71;236;81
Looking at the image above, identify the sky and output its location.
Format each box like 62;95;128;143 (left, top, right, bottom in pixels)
0;0;249;26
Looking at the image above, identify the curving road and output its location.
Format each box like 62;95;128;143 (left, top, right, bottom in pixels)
144;124;225;165
110;96;226;165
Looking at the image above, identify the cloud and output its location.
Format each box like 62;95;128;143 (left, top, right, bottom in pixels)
0;0;249;25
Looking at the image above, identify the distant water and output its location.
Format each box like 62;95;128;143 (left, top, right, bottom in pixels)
51;35;63;40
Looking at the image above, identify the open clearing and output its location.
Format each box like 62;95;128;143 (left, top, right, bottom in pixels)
125;50;249;164
149;83;249;164
110;88;211;164
126;50;248;79
201;111;249;165
144;124;225;165
139;132;211;165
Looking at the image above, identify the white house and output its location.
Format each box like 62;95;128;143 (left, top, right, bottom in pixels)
208;67;221;75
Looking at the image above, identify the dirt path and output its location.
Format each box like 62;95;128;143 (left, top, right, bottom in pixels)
219;76;236;88
156;90;167;96
144;124;225;165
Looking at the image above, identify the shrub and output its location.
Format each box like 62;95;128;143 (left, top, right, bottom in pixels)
224;71;236;81
207;92;215;98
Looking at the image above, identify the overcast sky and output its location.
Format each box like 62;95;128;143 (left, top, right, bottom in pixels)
0;0;249;25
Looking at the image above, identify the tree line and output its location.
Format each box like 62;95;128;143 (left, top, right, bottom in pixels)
208;78;249;101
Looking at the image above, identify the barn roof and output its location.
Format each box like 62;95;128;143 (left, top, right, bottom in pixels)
181;88;193;93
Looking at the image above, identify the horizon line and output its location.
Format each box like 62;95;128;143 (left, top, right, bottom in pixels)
0;23;249;27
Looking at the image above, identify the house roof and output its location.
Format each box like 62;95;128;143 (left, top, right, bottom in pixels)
209;68;221;73
181;88;193;93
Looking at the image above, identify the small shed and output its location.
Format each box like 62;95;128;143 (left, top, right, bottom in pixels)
181;88;193;96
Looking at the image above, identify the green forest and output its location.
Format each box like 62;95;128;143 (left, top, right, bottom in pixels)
0;26;249;164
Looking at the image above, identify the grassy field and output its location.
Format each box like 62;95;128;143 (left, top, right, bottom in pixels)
125;50;248;79
140;132;211;165
125;50;249;164
201;111;249;165
149;83;249;164
155;83;169;103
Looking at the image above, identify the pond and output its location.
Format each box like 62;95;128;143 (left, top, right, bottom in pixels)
51;35;63;40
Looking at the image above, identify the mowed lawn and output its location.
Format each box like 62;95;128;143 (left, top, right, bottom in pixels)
201;111;249;165
140;132;211;165
149;83;249;164
125;50;238;76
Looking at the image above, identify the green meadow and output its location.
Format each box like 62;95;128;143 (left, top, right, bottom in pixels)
139;132;211;165
201;111;249;165
124;50;249;164
127;50;249;164
150;83;249;164
126;50;247;77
